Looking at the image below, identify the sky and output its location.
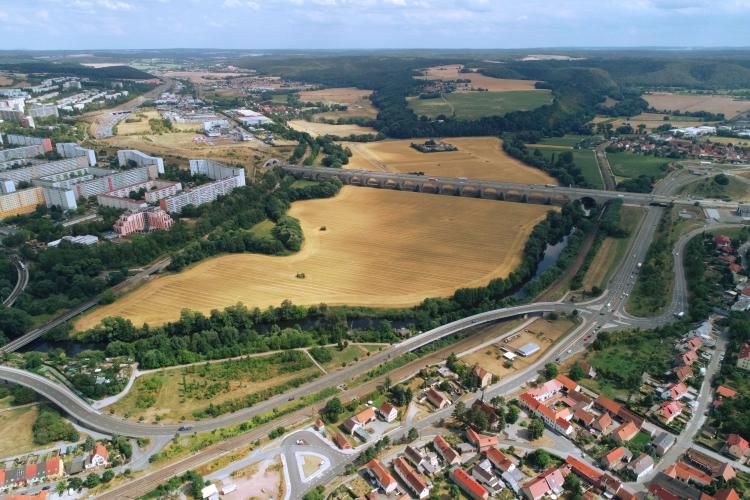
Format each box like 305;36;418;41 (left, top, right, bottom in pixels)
1;0;750;50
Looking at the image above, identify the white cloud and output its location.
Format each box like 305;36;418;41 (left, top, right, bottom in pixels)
98;0;134;10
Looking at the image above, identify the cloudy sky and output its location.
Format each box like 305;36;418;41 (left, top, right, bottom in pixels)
1;0;749;50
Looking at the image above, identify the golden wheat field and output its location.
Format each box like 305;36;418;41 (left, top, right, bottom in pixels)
299;87;379;120
644;92;750;119
342;136;557;185
415;64;540;91
75;187;553;329
288;120;378;137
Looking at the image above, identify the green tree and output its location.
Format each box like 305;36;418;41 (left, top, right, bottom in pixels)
528;417;545;440
322;397;343;423
565;474;583;499
25;352;43;370
569;363;585;381
83;473;100;489
527;449;551;469
544;363;558;379
303;486;325;500
101;470;115;483
506;405;520;425
407;427;419;442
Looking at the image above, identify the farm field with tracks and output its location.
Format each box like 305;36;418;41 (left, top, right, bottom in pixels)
75;187;554;329
288;120;378;137
342;136;557;184
299;87;378;120
407;90;552;119
644;92;750;118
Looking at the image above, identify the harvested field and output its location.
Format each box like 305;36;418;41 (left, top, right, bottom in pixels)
288;120;377;137
415;64;540;91
600;112;711;131
461;317;577;380
101;131;275;168
299;87;378;120
644;92;750;119
161;70;254;84
0;405;48;458
343;136;557;185
76;187;554;328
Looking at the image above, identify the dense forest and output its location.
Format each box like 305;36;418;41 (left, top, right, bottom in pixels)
0;62;154;81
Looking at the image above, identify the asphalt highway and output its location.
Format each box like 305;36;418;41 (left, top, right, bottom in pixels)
2;257;28;307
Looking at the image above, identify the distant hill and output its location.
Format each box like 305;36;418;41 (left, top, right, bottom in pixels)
0;62;154;81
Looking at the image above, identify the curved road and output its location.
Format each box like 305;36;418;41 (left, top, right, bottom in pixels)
2;257;28;307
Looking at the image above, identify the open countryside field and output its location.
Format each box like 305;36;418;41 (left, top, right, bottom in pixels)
407;90;552;119
608;151;670;179
415;64;540;91
343;136;557;184
593;113;709;131
107;352;322;422
0;405;46;458
161;70;255;84
644;92;750;118
75;187;554;328
679;175;750;201
525;145;603;189
288;120;378;137
299;87;378;120
101;131;277;168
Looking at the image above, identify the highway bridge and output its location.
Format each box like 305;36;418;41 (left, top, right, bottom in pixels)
2;257;28;308
282;165;739;209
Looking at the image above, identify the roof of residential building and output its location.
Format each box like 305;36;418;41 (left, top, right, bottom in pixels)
653;432;675;449
727;433;749;454
628;453;654;475
604;447;630;464
714;488;741;500
674;365;693;381
662;400;684;421
664;461;712;486
474;365;490;379
451;466;488;499
649;472;704;500
365;459;397;491
685;448;735;479
434;435;460;464
379;402;397;416
595;395;623;415
93;444;109;460
555;374;579;392
394;457;429;494
574;407;596;426
484;447;514;471
614;421;639;442
716;385;737;398
666;382;688;399
333;432;351;449
426;388;449;406
404;445;424;465
595;412;613;429
24;464;37;480
565;455;602;484
466;427;499;448
739;342;750;360
471;400;499;422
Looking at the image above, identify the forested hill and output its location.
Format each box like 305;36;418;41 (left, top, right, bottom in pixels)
0;62;154;80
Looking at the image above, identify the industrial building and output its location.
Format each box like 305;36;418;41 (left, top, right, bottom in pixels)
160;159;245;213
203;119;230;137
233;109;270;126
117;149;165;174
56;143;97;167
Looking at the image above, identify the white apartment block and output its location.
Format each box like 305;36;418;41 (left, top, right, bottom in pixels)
56;143;97;167
117;150;164;174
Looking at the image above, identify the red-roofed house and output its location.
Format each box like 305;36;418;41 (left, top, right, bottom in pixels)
680;350;699;367
594;412;613;433
426;388;450;409
662;382;689;400
433;435;460;466
343;407;377;434
378;402;398;423
24;464;38;485
594;395;623;416
600;446;633;470
45;457;64;480
333;432;352;450
527;379;564;402
716;385;737;399
614;421;639;443
364;459;397;494
661;400;684;424
522;466;568;500
729;263;743;273
466;427;499;452
686;337;703;350
484;448;516;473
450;466;489;500
565;456;603;485
393;457;430;499
474;366;493;388
674;365;693;382
726;434;749;459
714;488;741;500
714;235;732;251
573;407;596;428
4;493;48;500
555;374;580;393
664;461;712;487
86;444;108;470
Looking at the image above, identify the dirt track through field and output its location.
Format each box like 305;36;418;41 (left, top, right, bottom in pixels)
75;188;553;329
